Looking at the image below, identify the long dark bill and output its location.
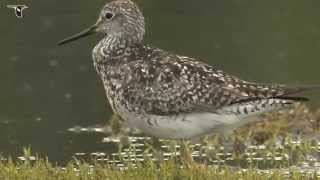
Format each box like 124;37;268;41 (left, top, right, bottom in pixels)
57;24;97;45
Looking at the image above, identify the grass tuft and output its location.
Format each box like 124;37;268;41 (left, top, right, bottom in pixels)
1;105;320;179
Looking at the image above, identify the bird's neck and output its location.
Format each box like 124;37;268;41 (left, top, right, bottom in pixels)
95;35;142;58
92;34;142;71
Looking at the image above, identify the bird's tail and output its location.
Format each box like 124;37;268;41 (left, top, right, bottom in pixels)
233;83;320;105
274;84;320;102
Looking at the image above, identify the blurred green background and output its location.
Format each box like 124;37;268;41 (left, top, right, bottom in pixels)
0;0;319;163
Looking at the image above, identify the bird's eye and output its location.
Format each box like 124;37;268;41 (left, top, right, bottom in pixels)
105;12;114;19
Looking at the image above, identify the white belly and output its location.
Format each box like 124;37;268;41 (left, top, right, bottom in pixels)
123;112;240;139
116;99;292;139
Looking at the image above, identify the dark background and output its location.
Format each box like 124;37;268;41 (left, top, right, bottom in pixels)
0;0;319;163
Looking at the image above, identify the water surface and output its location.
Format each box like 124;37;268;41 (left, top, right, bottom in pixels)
0;0;320;163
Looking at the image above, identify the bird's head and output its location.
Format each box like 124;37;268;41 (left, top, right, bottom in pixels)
58;0;145;45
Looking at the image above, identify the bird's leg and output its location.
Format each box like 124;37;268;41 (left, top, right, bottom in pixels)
179;139;194;166
106;114;132;151
110;114;125;135
144;137;166;162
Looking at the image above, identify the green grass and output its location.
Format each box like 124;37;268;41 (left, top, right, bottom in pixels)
1;104;320;179
0;156;318;180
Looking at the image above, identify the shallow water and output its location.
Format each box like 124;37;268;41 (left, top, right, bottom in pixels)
13;129;320;177
0;0;320;164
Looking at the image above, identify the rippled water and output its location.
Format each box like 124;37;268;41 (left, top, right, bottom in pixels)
13;129;320;177
55;114;315;175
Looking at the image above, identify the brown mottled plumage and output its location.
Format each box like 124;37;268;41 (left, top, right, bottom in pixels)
58;0;317;139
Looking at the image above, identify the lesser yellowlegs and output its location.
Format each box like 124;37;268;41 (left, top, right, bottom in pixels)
58;0;317;139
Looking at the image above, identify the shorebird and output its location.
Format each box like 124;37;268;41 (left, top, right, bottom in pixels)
58;0;317;139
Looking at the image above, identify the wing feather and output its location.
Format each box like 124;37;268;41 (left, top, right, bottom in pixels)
117;48;314;116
